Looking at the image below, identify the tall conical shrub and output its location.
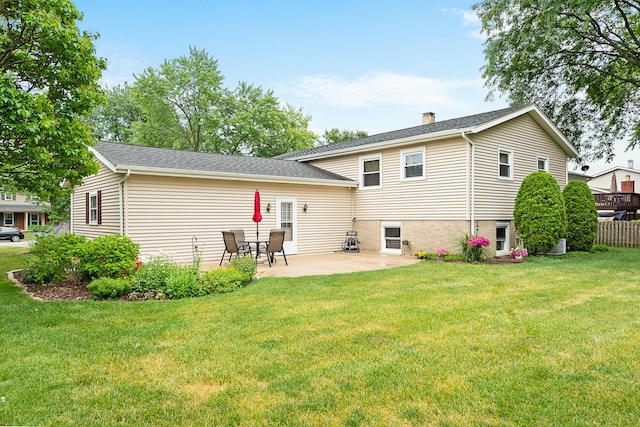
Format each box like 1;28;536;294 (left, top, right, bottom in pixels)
514;172;566;254
563;180;598;251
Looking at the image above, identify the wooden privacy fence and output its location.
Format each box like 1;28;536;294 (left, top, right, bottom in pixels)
596;221;640;248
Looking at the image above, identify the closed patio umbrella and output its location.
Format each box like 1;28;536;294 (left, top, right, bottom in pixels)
253;189;263;239
610;172;618;193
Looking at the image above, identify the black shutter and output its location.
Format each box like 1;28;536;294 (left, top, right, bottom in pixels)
97;190;102;225
85;193;89;224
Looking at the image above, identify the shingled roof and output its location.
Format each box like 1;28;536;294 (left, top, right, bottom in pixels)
276;104;559;160
91;141;355;186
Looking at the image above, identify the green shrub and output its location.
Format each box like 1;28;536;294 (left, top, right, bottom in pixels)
563;181;598;251
514;172;566;255
199;267;250;294
230;255;256;280
132;255;178;294
165;267;200;299
87;277;132;300
76;235;140;280
593;244;609;252
23;233;86;284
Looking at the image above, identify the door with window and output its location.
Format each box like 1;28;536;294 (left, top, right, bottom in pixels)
496;222;510;256
276;197;297;254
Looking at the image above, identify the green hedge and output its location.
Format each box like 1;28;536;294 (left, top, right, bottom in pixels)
514;172;566;254
563;180;598;251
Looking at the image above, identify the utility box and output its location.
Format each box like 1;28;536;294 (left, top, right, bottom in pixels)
546;238;566;255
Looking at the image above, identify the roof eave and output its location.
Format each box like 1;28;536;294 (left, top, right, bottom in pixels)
113;165;357;188
287;128;471;161
471;104;579;158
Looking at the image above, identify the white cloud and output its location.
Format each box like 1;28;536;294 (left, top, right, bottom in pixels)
289;72;484;110
95;43;151;87
443;8;484;40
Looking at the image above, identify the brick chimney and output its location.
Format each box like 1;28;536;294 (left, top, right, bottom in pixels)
621;180;635;193
422;112;435;124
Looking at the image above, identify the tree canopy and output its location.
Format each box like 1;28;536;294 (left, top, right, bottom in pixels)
474;0;640;161
319;128;369;145
93;47;317;157
0;0;105;198
87;83;142;144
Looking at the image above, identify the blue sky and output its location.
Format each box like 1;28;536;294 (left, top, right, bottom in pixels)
73;0;635;173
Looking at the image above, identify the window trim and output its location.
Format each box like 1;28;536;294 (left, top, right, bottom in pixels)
86;190;102;226
537;155;549;172
3;212;14;226
380;221;402;254
498;147;514;180
400;146;426;181
496;221;510;257
359;153;382;189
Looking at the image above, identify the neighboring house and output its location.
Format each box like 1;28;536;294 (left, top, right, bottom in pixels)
0;192;48;230
568;170;591;183
587;164;640;194
71;104;577;262
586;164;640;219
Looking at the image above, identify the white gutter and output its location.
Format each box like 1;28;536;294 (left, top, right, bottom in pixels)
461;131;476;236
112;166;357;188
118;169;131;235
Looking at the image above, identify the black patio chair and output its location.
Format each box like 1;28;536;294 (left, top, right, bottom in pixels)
265;229;288;267
220;230;252;265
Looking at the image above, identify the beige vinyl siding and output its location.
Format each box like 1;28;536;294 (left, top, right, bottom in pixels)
72;162;121;238
310;137;469;221
123;175;353;262
473;114;570;220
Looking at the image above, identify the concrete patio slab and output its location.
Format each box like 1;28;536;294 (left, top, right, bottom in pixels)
210;252;421;278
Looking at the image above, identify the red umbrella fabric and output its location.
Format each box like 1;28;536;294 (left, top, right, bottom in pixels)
253;189;262;239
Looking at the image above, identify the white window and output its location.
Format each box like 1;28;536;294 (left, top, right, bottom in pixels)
498;148;513;180
30;214;42;226
1;193;16;201
3;213;14;226
360;154;382;189
89;191;99;225
496;221;510;256
401;147;426;181
537;156;549;172
381;222;402;254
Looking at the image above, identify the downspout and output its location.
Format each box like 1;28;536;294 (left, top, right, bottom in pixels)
118;170;131;235
461;131;476;236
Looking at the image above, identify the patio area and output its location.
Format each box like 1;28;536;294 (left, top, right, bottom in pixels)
206;252;421;278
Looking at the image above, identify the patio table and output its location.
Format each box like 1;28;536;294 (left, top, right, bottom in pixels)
245;240;268;261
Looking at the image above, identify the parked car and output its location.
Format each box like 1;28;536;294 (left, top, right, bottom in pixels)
0;227;24;242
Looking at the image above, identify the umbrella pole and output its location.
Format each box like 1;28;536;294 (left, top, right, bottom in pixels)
256;222;259;240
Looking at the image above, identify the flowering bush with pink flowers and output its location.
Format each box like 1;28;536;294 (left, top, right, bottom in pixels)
509;247;528;258
459;234;490;262
435;249;450;257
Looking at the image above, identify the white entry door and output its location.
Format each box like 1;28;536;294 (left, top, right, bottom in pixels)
276;197;297;254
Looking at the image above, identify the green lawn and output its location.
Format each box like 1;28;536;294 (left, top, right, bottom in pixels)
1;247;639;426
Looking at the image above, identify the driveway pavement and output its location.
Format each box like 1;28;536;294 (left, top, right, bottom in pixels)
0;240;31;248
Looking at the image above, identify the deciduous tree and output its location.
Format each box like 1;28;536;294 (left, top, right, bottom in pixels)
128;47;316;157
319;128;368;145
87;83;143;143
474;0;640;161
0;0;105;198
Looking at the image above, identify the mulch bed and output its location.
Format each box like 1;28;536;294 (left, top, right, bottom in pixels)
9;269;93;301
